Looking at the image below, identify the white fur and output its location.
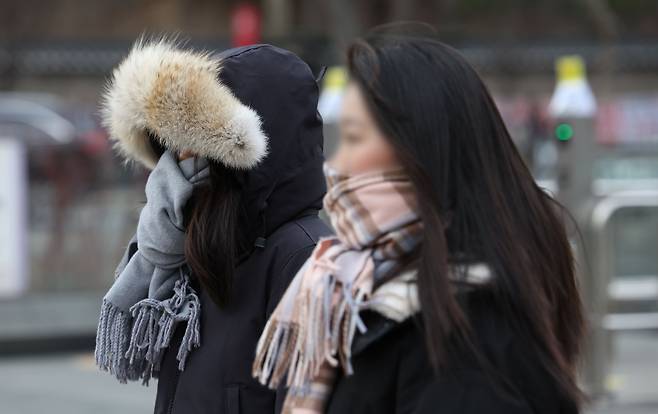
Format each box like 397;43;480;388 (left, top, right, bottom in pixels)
100;38;269;170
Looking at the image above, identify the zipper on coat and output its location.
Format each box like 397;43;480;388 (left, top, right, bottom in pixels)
166;363;182;413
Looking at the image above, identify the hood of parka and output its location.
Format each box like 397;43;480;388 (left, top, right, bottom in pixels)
101;40;326;250
215;44;326;244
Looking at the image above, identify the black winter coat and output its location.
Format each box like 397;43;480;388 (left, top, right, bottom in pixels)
154;212;331;414
153;44;333;414
326;288;580;414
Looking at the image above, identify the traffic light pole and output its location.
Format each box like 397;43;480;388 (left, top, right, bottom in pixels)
554;117;608;399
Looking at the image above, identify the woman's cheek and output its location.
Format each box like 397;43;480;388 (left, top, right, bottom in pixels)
357;141;398;173
327;144;353;174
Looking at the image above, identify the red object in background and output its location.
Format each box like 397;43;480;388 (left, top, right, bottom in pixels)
231;3;262;47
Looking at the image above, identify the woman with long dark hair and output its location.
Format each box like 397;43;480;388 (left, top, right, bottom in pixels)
95;40;331;414
254;28;585;413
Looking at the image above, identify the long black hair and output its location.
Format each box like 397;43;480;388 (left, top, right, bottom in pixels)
346;27;585;404
183;160;248;307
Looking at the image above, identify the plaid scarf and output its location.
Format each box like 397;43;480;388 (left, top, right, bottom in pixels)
253;163;423;413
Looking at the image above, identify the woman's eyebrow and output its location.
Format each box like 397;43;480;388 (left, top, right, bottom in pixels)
340;117;365;128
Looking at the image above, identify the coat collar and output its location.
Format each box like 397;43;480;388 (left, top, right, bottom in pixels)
352;263;494;357
351;311;410;357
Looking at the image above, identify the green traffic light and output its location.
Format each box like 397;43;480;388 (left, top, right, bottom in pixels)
555;123;574;141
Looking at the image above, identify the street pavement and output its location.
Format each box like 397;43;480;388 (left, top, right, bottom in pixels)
0;353;155;414
0;332;656;413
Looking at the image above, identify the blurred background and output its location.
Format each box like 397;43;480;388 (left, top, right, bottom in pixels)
0;1;657;413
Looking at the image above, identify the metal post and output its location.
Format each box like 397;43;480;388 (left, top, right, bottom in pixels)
548;55;604;398
585;191;658;399
554;116;607;399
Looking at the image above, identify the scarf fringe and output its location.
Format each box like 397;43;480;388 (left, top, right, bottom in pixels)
253;274;368;393
95;272;201;385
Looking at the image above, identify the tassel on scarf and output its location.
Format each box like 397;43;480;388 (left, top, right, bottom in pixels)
253;271;369;393
95;269;201;385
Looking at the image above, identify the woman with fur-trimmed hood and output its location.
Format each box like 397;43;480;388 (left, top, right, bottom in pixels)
95;39;331;414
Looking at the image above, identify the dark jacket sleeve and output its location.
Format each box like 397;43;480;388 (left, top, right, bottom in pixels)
265;244;316;414
265;244;315;318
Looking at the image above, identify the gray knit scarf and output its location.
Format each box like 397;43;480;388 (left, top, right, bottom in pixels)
95;149;209;384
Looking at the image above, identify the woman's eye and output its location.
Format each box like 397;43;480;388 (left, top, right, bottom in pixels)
343;133;361;145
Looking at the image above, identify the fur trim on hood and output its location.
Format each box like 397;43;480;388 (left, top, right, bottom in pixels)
101;39;269;170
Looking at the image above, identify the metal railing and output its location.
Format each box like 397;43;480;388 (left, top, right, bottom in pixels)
583;190;658;398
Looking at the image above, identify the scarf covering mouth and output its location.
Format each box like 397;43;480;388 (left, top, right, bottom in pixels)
252;162;424;411
95;149;209;385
